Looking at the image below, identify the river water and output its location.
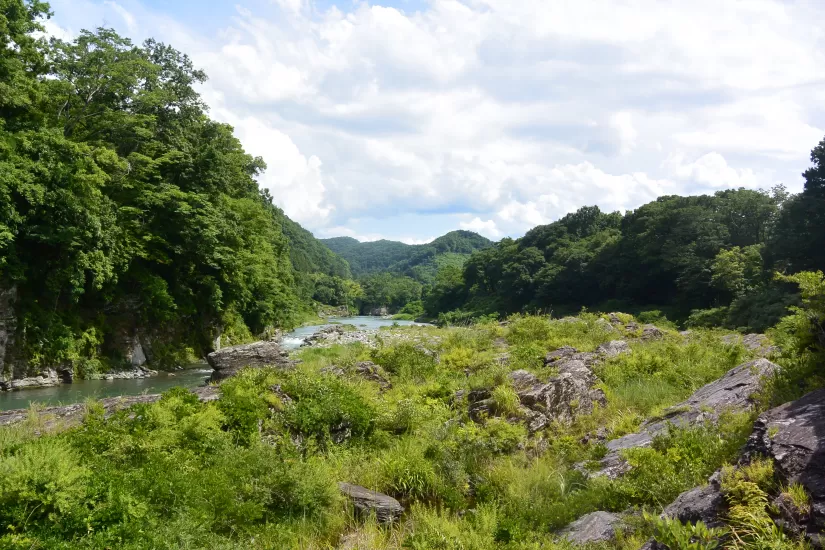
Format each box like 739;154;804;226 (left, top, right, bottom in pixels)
0;316;425;411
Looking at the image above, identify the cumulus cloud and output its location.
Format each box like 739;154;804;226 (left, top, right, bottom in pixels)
49;0;825;241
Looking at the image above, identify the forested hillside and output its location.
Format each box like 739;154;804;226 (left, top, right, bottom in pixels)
425;145;825;331
322;230;492;282
0;2;345;380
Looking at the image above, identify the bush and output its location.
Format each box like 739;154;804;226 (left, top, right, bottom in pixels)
372;343;438;381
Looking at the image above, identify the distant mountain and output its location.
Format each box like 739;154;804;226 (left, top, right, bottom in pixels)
321;230;493;283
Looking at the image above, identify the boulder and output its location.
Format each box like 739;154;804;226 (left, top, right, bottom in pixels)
595;340;631;357
518;368;607;424
338;483;403;524
354;361;392;391
584;359;779;479
641;325;664;341
207;340;296;382
660;473;725;528
744;388;825;537
508;369;540;391
558;511;622;544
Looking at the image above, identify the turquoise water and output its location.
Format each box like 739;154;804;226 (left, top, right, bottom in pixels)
279;315;426;349
0;316;427;411
0;367;213;411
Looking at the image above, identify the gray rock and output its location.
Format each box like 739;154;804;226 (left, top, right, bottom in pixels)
595;340;631;357
641;325;664;341
518;370;607;424
661;477;725;528
558;511;622;544
508;369;540;390
207;340;296;381
545;346;578;364
585;359;778;479
744;388;825;537
338;483;403;524
0;369;61;391
88;366;158;380
354;361;392;391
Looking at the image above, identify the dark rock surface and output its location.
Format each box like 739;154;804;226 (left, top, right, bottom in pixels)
557;511;622;544
207;340;296;381
744;387;825;538
338;482;403;524
585;358;779;479
661;473;725;528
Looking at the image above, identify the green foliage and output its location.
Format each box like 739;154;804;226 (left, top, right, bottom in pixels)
645;513;726;550
372;343;438;381
613;414;753;508
322;230;492;282
1;17;323;375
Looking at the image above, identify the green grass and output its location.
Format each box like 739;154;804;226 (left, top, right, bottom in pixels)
0;313;812;549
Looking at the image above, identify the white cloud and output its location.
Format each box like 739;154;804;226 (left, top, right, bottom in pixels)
460;217;501;239
664;152;761;189
49;0;825;241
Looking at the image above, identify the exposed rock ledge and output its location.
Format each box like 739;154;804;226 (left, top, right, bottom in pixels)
207;340;297;381
582;358;779;479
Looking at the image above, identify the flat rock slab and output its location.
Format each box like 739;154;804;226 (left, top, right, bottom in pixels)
338;482;403;524
584;358;779;479
558;511;621;544
207;340;296;381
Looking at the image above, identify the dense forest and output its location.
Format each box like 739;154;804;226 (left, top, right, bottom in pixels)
322;231;492;283
320;231;492;316
0;1;351;379
425;157;825;331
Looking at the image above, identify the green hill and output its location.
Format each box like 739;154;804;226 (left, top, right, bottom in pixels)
277;212;351;278
321;230;493;283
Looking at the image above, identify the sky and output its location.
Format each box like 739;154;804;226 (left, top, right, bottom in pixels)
44;0;825;244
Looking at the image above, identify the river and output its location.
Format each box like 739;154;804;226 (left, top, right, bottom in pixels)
0;316;425;411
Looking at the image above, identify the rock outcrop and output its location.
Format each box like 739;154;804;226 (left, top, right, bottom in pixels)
207;340;296;381
557;511;622;544
660;471;726;528
744;387;825;540
465;343;625;431
585;358;779;479
0;368;62;391
0;286;17;379
338;483;403;524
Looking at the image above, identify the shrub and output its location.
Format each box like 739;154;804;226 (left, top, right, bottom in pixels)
372;343;438;380
0;438;89;535
279;371;377;444
645;513;726;550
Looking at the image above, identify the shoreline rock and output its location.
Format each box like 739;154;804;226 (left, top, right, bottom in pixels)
207;340;296;381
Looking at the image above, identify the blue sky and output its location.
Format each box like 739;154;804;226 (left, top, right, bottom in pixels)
46;0;825;243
